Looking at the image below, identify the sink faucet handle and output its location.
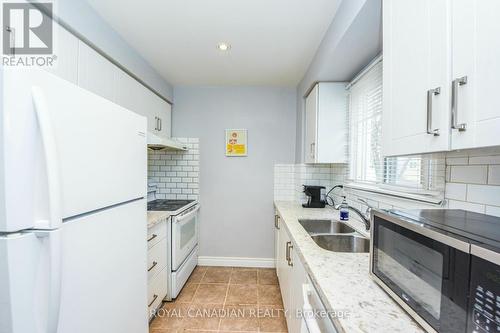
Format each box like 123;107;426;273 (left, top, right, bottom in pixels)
358;198;373;208
357;198;374;215
358;197;367;204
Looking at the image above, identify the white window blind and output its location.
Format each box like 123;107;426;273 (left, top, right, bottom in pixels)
348;59;445;199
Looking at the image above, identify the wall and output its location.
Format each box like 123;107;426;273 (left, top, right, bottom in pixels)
295;0;382;162
45;0;173;100
148;138;200;201
172;86;297;261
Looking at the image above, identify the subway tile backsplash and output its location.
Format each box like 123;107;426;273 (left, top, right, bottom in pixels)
274;164;347;203
148;138;200;201
444;146;500;216
275;146;500;218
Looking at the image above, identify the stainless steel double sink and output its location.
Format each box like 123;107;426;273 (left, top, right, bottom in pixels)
298;219;370;253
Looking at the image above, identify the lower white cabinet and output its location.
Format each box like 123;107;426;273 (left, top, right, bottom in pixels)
274;214;281;274
274;213;337;333
148;267;168;318
275;215;308;333
148;237;167;280
147;219;169;319
288;249;308;333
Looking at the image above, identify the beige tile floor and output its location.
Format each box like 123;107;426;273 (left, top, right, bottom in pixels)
150;266;288;333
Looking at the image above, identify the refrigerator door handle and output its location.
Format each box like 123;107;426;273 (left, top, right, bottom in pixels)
34;230;62;333
32;86;63;229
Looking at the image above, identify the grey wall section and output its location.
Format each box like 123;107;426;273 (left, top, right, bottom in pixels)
47;0;173;100
173;87;296;259
295;0;382;162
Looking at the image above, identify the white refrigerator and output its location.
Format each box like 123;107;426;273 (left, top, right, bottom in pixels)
0;69;149;333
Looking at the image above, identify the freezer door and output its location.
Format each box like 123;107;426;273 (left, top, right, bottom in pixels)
0;230;62;333
0;199;148;333
0;69;147;232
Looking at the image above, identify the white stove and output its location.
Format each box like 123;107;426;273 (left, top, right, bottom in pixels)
147;199;196;213
147;198;200;300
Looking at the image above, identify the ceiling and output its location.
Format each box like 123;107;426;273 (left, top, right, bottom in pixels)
86;0;342;86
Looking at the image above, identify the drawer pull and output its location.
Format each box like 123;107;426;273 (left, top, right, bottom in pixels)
148;261;158;272
147;234;158;242
148;294;158;307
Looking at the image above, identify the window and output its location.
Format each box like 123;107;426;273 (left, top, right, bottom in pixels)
348;58;444;198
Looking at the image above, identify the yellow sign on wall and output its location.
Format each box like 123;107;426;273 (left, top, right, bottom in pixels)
225;129;247;157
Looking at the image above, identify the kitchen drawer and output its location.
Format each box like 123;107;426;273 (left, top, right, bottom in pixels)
148;267;168;318
147;220;167;249
147;237;167;281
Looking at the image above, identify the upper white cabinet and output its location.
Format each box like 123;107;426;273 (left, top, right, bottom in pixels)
383;0;500;156
382;0;451;156
450;0;500;150
41;18;174;139
114;69;172;138
304;82;348;164
147;89;172;138
45;20;78;84
77;41;115;102
113;69;144;114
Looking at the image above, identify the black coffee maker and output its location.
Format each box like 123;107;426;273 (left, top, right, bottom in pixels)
302;185;326;208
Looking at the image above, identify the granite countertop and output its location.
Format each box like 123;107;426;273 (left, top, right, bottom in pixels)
274;201;424;333
147;211;171;229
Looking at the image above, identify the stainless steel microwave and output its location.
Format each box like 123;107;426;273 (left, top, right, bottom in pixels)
370;209;500;333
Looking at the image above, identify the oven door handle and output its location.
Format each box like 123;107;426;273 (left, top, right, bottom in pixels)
175;205;200;224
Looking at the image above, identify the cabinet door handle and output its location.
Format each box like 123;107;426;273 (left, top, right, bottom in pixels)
154;116;158;131
451;76;467;131
147;234;158;242
274;215;280;230
148;294;158;307
148;261;158;272
426;87;440;136
159;118;162;131
285;241;291;262
287;243;294;267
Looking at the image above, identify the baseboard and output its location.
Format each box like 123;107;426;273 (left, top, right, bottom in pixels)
198;256;275;268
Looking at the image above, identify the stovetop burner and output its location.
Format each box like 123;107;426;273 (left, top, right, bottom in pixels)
147;199;195;212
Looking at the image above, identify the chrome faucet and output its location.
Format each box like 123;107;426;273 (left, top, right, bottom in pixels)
334;198;374;231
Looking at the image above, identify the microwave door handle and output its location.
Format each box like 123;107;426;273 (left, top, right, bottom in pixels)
32;87;63;229
176;205;200;224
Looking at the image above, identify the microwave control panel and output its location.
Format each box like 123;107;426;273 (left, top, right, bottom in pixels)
469;256;500;333
471;285;500;333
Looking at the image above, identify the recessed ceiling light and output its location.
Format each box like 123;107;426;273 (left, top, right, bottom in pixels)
216;42;231;51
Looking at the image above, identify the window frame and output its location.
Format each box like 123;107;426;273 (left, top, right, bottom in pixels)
346;57;444;204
